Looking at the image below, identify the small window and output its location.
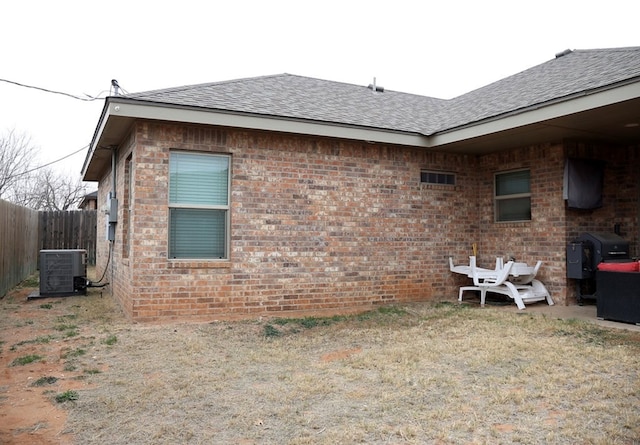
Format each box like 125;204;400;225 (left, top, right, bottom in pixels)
169;152;230;259
421;170;455;185
495;169;531;222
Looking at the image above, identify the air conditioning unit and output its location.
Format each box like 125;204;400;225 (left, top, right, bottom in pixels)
39;249;87;297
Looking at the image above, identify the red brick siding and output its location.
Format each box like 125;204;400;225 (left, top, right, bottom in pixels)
565;142;640;252
95;120;639;321
477;144;568;302
562;142;640;303
477;142;640;305
99;122;479;321
96;133;136;319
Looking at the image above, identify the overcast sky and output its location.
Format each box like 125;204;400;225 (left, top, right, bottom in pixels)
1;0;639;181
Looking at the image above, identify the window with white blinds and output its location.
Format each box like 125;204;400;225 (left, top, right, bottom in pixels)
495;169;531;222
169;152;230;259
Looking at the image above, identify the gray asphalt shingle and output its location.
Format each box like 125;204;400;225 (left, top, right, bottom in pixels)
124;47;640;135
443;47;640;131
127;75;448;134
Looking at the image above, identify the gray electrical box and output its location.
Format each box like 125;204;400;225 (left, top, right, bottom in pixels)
106;219;116;241
108;197;118;223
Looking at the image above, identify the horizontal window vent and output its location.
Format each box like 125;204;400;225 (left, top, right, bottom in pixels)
420;171;455;185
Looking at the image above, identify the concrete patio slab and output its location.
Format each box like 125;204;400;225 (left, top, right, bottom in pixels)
500;301;640;332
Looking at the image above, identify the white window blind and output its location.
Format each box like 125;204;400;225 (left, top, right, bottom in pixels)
495;170;531;222
169;153;229;206
169;152;230;259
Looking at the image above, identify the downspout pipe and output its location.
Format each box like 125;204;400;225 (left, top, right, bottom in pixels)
111;147;117;200
109;147;117;298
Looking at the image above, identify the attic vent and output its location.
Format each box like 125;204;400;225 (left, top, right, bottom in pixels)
555;49;573;58
367;77;384;92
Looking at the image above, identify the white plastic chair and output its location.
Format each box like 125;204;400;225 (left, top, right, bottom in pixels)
509;261;554;306
457;258;554;309
509;260;542;285
459;261;514;307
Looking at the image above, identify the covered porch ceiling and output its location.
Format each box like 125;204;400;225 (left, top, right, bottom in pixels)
431;92;640;154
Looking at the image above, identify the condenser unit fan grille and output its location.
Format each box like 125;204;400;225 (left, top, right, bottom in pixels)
43;254;74;292
39;250;87;297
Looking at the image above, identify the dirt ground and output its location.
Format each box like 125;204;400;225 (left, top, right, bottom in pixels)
0;282;118;445
0;292;70;444
2;278;640;444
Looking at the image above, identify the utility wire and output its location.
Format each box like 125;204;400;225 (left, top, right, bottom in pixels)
6;144;89;179
0;77;123;177
0;78;109;101
1;77;125;178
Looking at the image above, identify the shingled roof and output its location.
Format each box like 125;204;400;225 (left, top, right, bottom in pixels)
444;47;640;132
123;47;640;136
83;46;640;180
125;74;449;134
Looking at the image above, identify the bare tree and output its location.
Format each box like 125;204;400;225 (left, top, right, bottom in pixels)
36;168;88;210
1;128;89;210
0;129;40;199
7;167;88;211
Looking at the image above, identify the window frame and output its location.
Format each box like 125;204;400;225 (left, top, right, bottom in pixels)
168;151;231;260
494;168;531;223
122;154;133;259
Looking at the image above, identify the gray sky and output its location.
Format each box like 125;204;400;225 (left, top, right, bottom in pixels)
1;0;639;180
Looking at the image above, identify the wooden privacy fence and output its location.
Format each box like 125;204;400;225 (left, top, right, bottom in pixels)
0;199;39;298
0;205;97;297
39;210;97;266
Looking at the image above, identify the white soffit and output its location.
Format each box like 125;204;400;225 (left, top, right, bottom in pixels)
429;81;640;147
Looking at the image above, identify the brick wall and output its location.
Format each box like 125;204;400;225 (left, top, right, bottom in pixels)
98;121;479;321
476;142;640;305
565;142;640;253
96;133;135;318
95;121;639;321
477;144;568;302
563;142;640;303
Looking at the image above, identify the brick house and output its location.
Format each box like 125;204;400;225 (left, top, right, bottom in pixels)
78;190;97;210
82;47;640;322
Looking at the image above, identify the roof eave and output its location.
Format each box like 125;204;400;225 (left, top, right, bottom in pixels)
81;98;431;180
429;78;640;150
82;73;640;179
81;97;116;181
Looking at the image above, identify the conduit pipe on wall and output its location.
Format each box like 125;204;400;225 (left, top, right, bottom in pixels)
111;147;117;200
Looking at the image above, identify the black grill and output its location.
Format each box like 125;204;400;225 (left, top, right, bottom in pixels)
567;232;631;303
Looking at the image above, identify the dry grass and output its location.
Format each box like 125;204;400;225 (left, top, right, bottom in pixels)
59;300;640;444
2;282;640;444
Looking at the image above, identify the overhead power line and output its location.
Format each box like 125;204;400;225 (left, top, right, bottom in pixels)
7;144;89;180
0;78;110;101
